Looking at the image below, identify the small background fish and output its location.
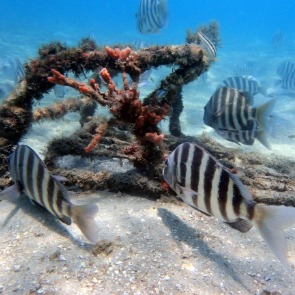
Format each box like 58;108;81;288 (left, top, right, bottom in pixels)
136;0;168;34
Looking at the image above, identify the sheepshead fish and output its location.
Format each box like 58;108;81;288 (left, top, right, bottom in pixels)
0;144;99;244
136;0;168;34
277;60;295;79
203;87;276;149
219;75;267;97
163;142;295;264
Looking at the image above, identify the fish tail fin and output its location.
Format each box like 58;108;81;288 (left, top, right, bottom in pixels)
256;98;276;130
71;204;99;244
254;204;295;264
255;98;276;149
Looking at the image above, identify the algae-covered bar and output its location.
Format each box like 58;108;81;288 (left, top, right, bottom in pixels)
0;24;295;207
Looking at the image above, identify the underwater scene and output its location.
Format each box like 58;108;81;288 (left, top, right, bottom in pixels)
1;0;295;294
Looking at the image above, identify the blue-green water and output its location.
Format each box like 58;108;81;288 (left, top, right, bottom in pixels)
1;0;295;51
1;0;295;156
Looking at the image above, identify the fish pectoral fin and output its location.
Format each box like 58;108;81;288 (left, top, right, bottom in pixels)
53;175;68;182
59;215;72;225
225;218;253;233
0;184;21;201
177;184;197;199
176;184;212;216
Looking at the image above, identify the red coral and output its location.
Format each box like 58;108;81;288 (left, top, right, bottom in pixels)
105;46;132;61
100;68;112;83
85;122;108;153
119;47;131;61
48;67;169;146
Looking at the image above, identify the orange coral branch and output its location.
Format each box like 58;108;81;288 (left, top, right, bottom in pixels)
48;69;109;106
48;67;169;146
85;122;108;153
105;46;132;61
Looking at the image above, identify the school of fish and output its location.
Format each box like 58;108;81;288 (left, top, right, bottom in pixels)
0;0;294;268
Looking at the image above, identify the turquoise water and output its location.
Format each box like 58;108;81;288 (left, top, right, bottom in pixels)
1;0;295;156
1;1;295;51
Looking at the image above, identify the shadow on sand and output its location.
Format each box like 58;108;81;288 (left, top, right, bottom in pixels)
158;207;250;292
1;196;95;250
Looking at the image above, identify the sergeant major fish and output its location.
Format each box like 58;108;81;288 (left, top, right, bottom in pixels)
276;60;295;79
0;144;100;244
219;75;267;97
162;142;295;264
203;87;276;149
136;0;168;34
281;72;295;90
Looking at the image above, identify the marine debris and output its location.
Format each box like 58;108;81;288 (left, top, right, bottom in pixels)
0;25;294;208
0;29;211;186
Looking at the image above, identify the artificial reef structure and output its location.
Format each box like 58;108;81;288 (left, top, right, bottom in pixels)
0;23;294;207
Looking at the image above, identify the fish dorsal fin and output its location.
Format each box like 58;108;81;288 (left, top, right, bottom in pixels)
225;218;253;233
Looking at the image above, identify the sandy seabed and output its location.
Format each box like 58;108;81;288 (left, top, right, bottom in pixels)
1;29;295;295
0;191;294;295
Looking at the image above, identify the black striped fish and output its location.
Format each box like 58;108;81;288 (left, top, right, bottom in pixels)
197;31;216;61
233;61;255;76
136;0;168;34
163;142;295;264
0;144;99;244
281;72;295;90
277;60;295;79
203;87;276;149
219;75;267;97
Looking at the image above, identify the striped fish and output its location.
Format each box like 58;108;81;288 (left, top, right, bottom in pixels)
163;142;295;264
219;75;267;97
281;72;295;90
233;61;255;76
216;129;256;146
203;87;276;149
0;144;99;244
277;60;295;79
197;31;216;61
136;0;168;34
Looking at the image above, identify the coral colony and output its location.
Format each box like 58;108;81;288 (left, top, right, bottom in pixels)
47;46;169;150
